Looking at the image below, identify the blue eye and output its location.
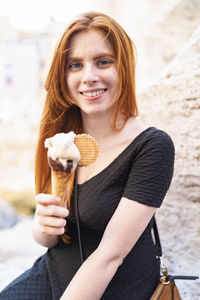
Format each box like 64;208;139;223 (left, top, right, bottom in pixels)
69;62;82;70
97;59;110;66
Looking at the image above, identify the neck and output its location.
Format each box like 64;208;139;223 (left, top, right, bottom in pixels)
81;110;125;143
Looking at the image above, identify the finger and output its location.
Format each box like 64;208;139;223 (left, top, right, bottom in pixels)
35;193;60;205
40;225;65;236
36;204;69;219
39;216;67;229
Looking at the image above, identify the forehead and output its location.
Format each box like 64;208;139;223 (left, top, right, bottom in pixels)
68;29;114;56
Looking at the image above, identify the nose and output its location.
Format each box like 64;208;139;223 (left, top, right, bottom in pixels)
82;63;98;84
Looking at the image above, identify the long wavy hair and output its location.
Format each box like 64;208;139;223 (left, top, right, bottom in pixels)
35;11;138;204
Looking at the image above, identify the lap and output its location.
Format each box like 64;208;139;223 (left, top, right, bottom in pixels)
0;255;52;300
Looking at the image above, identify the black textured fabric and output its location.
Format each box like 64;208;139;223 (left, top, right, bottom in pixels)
0;256;52;300
0;127;175;300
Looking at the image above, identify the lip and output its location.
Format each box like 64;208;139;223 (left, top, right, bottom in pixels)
79;88;107;100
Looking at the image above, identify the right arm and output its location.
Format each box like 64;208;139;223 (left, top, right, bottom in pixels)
32;193;69;248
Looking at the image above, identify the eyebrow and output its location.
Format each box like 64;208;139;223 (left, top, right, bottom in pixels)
68;52;115;61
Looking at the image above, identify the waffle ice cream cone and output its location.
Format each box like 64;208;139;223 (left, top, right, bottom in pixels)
75;134;99;166
45;131;99;243
51;170;73;207
45;132;99;206
45;132;80;206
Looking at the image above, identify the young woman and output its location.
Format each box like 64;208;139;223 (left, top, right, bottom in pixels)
0;12;174;300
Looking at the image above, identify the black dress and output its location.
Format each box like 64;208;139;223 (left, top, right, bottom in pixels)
0;127;175;300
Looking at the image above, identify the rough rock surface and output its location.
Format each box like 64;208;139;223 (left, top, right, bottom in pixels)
138;24;200;203
132;0;200;91
137;20;200;300
157;192;200;299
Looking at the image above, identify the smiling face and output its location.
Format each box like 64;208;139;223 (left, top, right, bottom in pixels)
65;29;119;118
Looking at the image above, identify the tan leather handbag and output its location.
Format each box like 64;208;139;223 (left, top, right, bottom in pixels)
150;270;182;300
150;222;198;300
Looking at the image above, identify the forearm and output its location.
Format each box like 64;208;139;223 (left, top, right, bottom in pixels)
32;216;59;248
60;248;121;300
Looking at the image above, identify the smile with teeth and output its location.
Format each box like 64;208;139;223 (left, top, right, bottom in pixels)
81;89;106;97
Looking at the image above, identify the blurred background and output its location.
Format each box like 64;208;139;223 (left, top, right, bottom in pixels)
0;0;200;298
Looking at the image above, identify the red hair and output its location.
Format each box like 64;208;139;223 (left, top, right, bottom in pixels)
35;11;138;201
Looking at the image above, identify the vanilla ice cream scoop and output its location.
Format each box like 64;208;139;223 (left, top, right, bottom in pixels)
44;131;81;173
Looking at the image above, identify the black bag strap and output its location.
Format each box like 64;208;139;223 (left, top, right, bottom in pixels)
152;217;162;257
74;170;85;263
152;217;199;281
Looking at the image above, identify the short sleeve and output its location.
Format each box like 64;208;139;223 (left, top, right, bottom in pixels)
123;130;175;207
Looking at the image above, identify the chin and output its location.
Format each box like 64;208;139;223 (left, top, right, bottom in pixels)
79;104;106;114
83;107;110;116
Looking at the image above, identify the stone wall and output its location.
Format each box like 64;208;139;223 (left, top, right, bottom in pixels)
138;24;200;203
137;14;200;297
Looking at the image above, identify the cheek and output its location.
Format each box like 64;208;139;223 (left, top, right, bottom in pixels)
111;71;119;92
108;67;118;83
66;74;75;96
